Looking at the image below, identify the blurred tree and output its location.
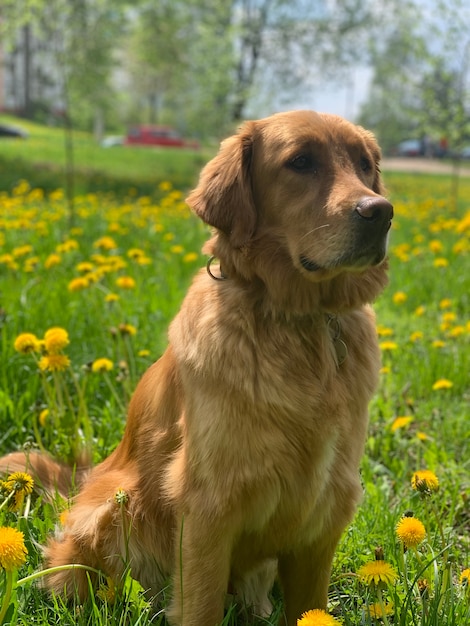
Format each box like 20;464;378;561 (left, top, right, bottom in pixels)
126;1;190;126
0;0;126;136
126;0;382;137
358;0;470;158
357;22;428;154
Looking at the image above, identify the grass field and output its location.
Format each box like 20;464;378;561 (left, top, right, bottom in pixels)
0;114;208;195
0;158;469;625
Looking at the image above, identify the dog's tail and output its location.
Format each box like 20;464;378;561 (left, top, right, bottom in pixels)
0;450;89;501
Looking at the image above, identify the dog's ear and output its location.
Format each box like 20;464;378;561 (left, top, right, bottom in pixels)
186;122;256;248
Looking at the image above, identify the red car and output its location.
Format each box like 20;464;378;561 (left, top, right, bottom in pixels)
125;125;199;149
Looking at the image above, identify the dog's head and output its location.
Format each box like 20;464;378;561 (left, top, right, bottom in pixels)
187;110;393;311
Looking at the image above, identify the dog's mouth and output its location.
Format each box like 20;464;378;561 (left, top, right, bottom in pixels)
299;218;392;274
299;246;388;274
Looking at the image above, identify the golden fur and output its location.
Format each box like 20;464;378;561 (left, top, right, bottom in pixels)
1;111;393;625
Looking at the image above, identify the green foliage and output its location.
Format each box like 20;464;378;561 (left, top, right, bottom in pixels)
0;170;469;624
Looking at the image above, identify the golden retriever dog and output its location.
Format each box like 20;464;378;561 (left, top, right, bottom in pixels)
1;110;393;625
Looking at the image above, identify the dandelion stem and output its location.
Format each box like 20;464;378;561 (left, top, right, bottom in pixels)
376;587;391;626
0;570;14;625
0;490;16;513
17;563;103;586
103;372;126;413
23;493;32;519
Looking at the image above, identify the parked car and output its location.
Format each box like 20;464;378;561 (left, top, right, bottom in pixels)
101;135;124;148
459;146;470;159
396;139;422;157
0;123;28;138
124;125;199;149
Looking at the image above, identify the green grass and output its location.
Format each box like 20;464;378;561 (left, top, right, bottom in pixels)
0;166;469;625
0;114;210;195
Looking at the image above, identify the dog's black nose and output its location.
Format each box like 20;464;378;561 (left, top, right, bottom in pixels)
355;196;394;223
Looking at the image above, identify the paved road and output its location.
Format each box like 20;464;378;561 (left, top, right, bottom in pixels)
382;157;470;176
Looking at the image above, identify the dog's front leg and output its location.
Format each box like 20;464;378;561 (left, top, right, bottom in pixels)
166;511;233;626
278;532;341;626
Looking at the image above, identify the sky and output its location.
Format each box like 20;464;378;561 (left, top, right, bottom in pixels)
289;66;373;121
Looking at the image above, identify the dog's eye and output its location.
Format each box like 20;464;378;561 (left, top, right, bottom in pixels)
288;154;317;174
360;157;372;172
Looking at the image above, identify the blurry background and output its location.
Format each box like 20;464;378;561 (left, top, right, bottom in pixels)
0;0;469;158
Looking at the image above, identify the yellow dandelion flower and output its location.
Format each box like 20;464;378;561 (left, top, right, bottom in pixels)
44;253;61;269
416;432;429;441
170;244;184;254
12;244;33;258
377;325;394;337
396;516;426;548
411;470;439;493
357;560;398;587
432;378;453;390
432;340;446;349
76;261;94;273
380;366;391;375
367;601;394;619
56;239;79;253
460;568;470;585
297;609;341;625
38;354;70;372
163;232;175;242
453;239;469;254
433;257;448;268
127;248;145;259
14;332;40;354
442;311;456;323
44;327;69;354
379;341;398;351
429;239;443;253
439;298;452;309
2;471;34;511
183;252;198;263
91;358;114;373
0;527;28;571
68;276;89;292
93;236;117;250
159;181;173;192
39;408;49;427
115;276;136;289
418;579;429;596
97;577;116;604
138;349;150;357
391;416;413;432
108;222;127;234
49;188;64;202
448;325;465;337
23;256;40;272
105;293;120;303
414;305;426;316
409;331;423;342
392;291;407;305
118;323;137;336
3;472;34;497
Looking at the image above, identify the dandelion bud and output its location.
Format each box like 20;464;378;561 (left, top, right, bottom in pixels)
114;488;129;506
